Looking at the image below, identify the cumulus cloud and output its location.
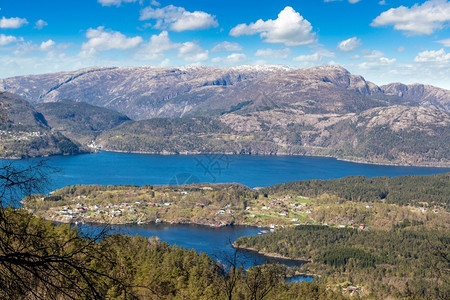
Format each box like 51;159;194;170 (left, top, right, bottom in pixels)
212;53;247;64
35;19;48;30
414;48;450;63
229;6;316;46
140;5;218;31
0;16;28;29
211;41;242;52
254;48;291;59
135;31;179;60
178;42;208;62
338;37;361;52
437;38;450;47
39;40;55;51
371;0;450;35
81;27;142;56
98;0;137;7
293;49;334;65
358;56;396;69
0;34;20;46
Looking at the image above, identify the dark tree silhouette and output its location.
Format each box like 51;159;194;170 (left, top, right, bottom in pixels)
0;160;133;299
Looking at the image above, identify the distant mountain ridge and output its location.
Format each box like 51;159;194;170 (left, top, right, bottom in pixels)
1;65;448;120
0;66;449;166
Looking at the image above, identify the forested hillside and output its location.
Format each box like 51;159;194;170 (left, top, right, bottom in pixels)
36;100;130;143
1;208;345;300
234;225;449;299
0;92;89;158
261;173;450;209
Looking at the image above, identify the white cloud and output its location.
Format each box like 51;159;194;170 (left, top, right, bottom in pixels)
414;48;450;63
151;1;160;6
39;40;55;51
371;0;450;35
293;50;334;65
437;38;450;47
338;37;361;52
178;42;208;62
358;56;396;69
135;31;179;60
81;27;143;56
35;19;48;30
211;41;242;52
229;6;316;46
362;49;384;58
212;53;247;64
0;16;28;29
379;0;386;5
254;48;291;59
98;0;137;7
293;53;322;62
0;34;20;46
140;5;218;31
13;41;35;56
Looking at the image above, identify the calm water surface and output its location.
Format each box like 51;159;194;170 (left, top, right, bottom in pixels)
78;222;309;271
6;151;449;275
26;151;450;190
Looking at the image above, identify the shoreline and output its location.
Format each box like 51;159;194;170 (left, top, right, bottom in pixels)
2;148;449;168
90;149;450;168
52;217;315;265
232;244;311;264
47;216;265;229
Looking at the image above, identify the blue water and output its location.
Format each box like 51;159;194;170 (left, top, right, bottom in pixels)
3;151;448;276
78;222;307;269
13;151;449;191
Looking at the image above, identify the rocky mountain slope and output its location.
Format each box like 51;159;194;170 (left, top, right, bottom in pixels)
0;65;448;165
381;83;450;112
2;65;448;120
95;105;449;166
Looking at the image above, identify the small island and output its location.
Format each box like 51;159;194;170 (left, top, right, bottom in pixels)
22;173;450;298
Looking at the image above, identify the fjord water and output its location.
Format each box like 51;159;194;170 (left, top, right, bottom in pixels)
34;151;450;190
9;151;449;273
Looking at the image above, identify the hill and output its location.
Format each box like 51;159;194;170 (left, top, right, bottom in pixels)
35;100;130;143
96;105;450;166
0;92;90;158
0;91;49;130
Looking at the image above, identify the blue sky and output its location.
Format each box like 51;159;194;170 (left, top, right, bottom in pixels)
0;0;449;88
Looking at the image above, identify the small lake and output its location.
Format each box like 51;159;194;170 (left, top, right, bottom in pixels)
78;222;309;271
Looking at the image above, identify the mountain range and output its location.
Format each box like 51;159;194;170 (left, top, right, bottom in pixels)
0;65;448;166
